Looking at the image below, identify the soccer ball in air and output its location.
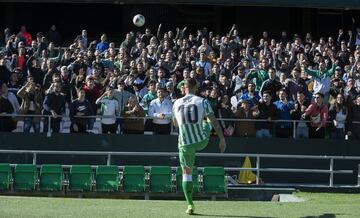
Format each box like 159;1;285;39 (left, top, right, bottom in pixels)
133;14;145;27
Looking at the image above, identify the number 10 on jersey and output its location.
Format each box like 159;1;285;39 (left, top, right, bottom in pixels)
178;104;198;124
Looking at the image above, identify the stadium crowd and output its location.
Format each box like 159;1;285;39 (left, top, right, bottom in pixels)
1;23;360;139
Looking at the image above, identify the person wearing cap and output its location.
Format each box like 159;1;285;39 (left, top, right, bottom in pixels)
69;88;93;133
329;77;345;104
233;99;257;137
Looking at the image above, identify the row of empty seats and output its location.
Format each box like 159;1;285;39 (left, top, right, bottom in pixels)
0;164;226;194
14;119;103;134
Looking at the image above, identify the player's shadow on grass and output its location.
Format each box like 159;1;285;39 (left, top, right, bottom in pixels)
301;214;341;218
193;214;275;218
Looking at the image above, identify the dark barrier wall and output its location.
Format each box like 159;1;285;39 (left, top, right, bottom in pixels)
0;3;358;45
0;0;359;9
0;133;359;185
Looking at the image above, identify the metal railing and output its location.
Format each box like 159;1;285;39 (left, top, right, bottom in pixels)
0;149;359;188
1;113;359;139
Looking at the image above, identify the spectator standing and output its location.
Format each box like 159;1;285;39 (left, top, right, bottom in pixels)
96;87;119;134
96;34;109;53
142;80;157;110
286;68;308;101
83;76;101;130
218;95;234;136
17;81;43;133
121;96;145;134
148;88;172;134
0;56;11;85
18;25;32;46
290;91;310;138
47;25;61;46
0;82;17;132
1;82;19;113
69;88;93;133
259;67;282;101
239;83;260;108
302;93;328;138
303;55;336;102
42;82;66;133
348;95;360;140
246;58;269;91
113;79;136;132
26;55;44;86
233;99;257;137
273;89;294;138
196;52;212;76
79;29;88;48
329;94;348;139
254;91;277;138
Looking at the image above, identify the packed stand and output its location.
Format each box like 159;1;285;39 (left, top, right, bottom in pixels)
0;24;360;139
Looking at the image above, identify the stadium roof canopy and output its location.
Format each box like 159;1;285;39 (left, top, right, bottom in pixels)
0;0;360;10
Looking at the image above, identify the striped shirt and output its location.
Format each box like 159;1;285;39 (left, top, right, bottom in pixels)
173;94;213;146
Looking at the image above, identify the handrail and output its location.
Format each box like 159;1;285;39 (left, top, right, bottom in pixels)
1;149;360;160
1;113;359;139
0;149;359;188
1;112;360;124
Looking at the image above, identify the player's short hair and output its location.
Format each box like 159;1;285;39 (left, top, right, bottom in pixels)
184;78;198;89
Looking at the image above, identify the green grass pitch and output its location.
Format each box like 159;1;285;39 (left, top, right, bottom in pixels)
1;192;360;218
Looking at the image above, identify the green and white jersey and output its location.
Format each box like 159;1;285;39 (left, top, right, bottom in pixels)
173;94;213;146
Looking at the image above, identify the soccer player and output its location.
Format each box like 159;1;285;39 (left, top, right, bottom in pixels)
173;78;227;215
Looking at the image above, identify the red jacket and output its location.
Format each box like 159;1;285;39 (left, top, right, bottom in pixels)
23;32;32;46
304;103;329;128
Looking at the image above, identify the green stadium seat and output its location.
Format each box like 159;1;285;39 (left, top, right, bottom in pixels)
96;165;119;192
122;166;145;192
203;167;226;194
69;165;92;192
14;164;37;191
40;164;63;191
0;163;10;190
176;166;200;193
150;166;172;193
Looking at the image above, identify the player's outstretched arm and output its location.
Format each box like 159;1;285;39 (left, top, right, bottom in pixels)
207;113;227;153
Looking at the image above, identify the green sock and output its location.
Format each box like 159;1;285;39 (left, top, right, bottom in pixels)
182;181;193;206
